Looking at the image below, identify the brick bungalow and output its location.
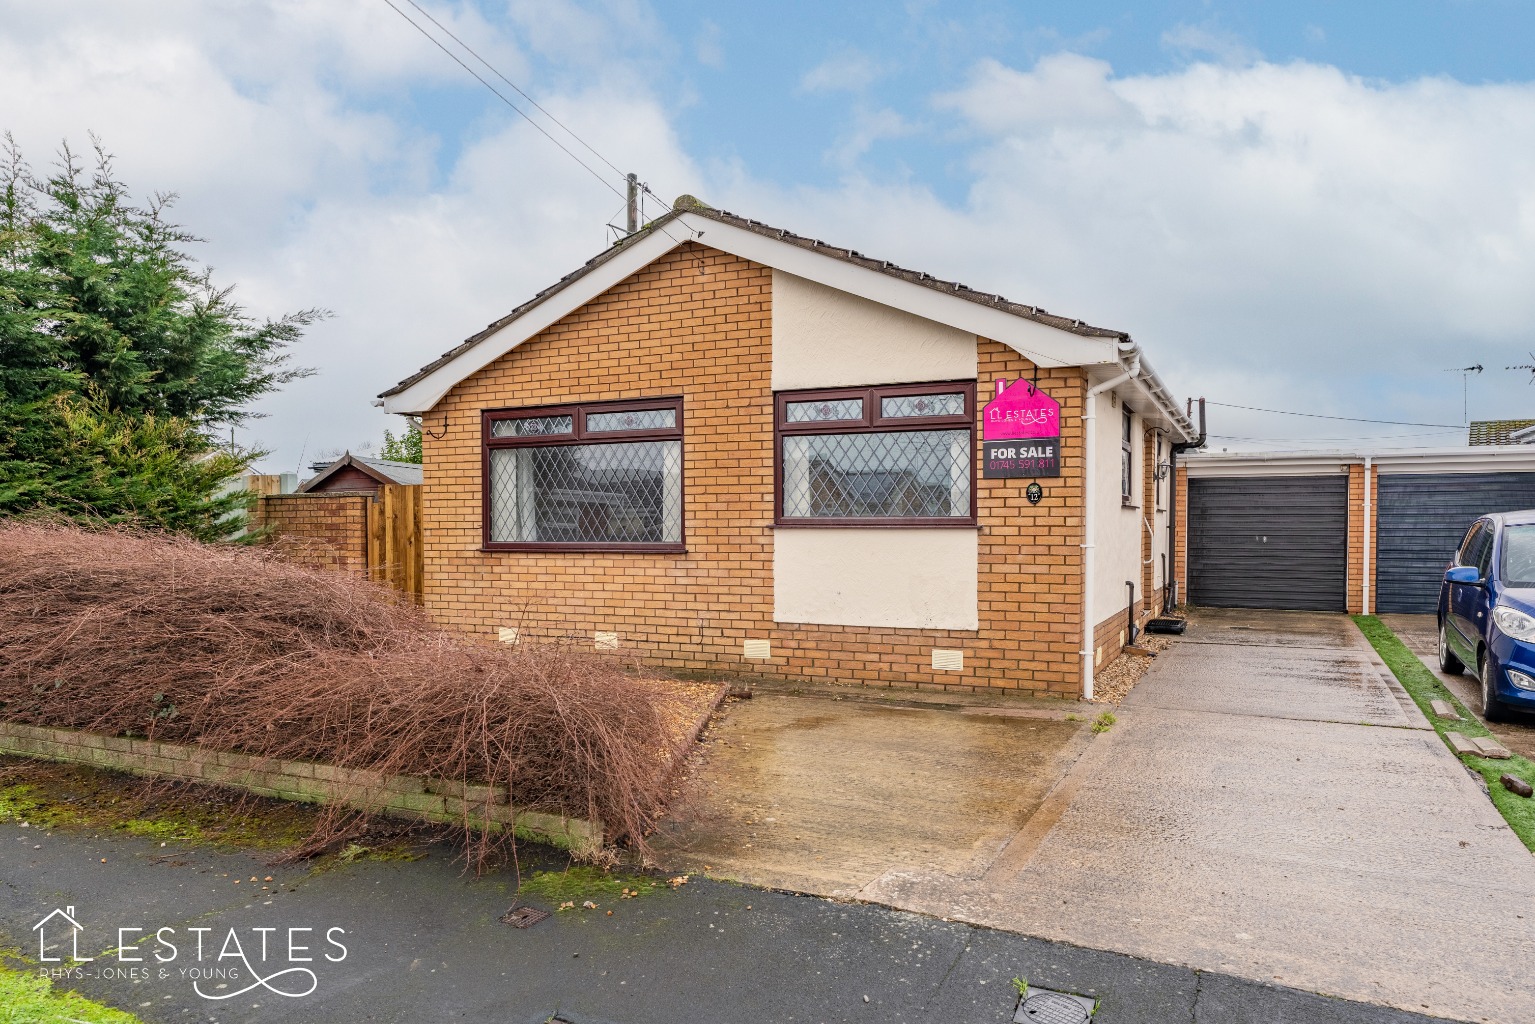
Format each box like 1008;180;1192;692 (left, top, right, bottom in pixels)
380;197;1197;698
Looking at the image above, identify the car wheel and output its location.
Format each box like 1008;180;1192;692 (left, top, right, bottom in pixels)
1481;654;1513;723
1438;621;1464;675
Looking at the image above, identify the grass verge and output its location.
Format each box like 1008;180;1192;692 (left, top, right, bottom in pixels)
0;961;143;1024
1353;615;1535;852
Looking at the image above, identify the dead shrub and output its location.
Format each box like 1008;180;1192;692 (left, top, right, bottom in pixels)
0;520;684;870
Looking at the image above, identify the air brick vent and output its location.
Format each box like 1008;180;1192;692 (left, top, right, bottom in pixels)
931;649;964;672
743;639;771;660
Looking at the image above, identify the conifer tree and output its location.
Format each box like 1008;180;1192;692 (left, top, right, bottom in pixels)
0;136;320;539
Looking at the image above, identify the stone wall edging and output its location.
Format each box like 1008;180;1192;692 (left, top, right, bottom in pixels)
0;721;601;856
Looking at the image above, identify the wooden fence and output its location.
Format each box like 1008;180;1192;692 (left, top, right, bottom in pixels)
365;484;423;604
251;482;423;604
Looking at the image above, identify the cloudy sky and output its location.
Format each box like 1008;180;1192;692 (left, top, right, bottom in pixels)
4;0;1533;471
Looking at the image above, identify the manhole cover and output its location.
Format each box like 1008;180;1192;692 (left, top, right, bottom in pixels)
501;906;549;929
1016;990;1092;1023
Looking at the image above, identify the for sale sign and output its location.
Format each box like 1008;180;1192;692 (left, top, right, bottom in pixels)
983;438;1060;478
981;378;1060;478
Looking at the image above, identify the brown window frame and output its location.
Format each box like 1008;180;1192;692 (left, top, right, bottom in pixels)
774;381;978;528
481;396;685;553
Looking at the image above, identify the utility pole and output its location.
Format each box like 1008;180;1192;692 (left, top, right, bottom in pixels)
626;173;639;235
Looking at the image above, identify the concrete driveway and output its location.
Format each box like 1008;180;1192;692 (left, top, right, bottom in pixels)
651;688;1093;895
673;610;1535;1023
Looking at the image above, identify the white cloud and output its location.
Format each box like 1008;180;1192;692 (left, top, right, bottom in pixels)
7;1;1535;466
933;54;1131;133
799;49;887;94
1161;23;1260;67
694;19;724;69
745;56;1535;447
0;0;698;471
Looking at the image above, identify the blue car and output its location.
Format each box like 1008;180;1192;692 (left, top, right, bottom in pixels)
1439;511;1535;721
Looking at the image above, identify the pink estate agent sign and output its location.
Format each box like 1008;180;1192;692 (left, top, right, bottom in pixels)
982;377;1059;441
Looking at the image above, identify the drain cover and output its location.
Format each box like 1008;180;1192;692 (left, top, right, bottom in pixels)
501;906;549;929
1014;989;1093;1024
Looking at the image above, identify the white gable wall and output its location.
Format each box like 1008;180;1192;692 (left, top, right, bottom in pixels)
770;270;977;390
774;529;980;630
770;270;981;631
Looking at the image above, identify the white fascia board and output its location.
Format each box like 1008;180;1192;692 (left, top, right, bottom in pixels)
1184;445;1535;477
382;229;686;414
1090;355;1198;442
1183;450;1353;477
677;214;1119;369
1373;445;1535;474
385;210;1122;414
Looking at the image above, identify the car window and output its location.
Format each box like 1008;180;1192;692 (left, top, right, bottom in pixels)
1501;525;1535;587
1476;527;1496;576
1459;522;1489;568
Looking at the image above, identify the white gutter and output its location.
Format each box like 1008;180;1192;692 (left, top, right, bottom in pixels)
1082;344;1141;701
1362;455;1373;615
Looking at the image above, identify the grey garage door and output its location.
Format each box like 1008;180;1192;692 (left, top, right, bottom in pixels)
1375;472;1535;613
1189;475;1349;611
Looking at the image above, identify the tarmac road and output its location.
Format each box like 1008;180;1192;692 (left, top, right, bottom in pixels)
0;817;1456;1024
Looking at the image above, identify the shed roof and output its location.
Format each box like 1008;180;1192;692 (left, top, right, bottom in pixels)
299;453;422;492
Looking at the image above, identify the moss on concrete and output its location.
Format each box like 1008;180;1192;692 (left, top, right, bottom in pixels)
517;865;661;905
0;757;322;851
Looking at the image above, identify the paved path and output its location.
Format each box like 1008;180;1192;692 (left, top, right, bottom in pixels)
860;609;1535;1024
0;821;1452;1024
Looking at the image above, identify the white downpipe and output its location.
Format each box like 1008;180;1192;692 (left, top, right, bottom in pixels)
1362;455;1373;615
1082;349;1141;701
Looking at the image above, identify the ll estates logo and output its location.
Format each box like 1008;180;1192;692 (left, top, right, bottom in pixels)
33;904;349;1001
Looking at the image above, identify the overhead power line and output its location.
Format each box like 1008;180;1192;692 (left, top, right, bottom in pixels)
379;0;626;203
1205;401;1464;429
396;0;627;181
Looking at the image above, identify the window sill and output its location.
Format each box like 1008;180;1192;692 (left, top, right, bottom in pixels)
1121;501;1139;510
481;544;687;554
774;520;980;529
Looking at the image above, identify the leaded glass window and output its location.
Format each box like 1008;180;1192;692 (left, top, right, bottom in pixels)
587;408;676;432
785;398;863;423
775;383;975;525
483;399;684;549
489;442;681;544
880;392;966;419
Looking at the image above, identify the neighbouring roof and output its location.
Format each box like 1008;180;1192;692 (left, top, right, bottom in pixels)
299;453;423;492
1468;419;1535;446
379;196;1196;441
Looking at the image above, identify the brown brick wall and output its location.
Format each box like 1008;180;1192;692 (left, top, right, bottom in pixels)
419;242;1092;697
253;493;370;574
1346;463;1379;614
